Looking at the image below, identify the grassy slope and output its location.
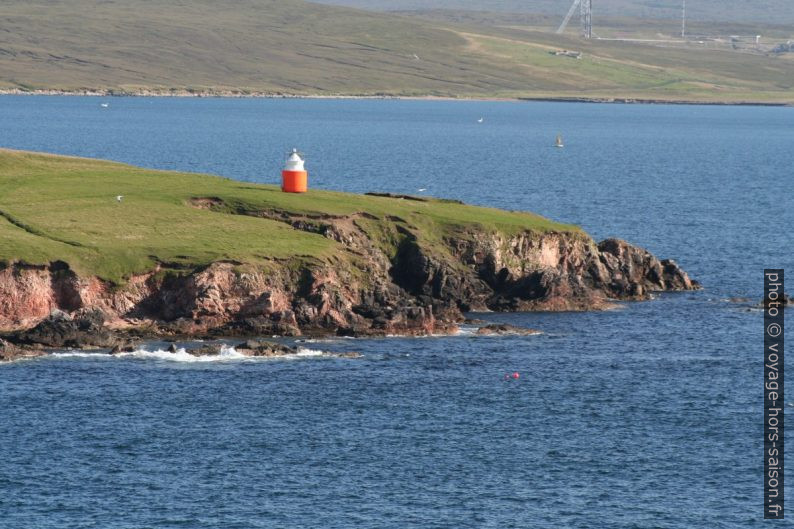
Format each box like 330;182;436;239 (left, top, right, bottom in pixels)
0;0;534;97
0;0;791;102
0;149;579;283
461;29;794;102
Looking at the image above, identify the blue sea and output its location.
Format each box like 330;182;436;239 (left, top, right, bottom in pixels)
0;96;792;528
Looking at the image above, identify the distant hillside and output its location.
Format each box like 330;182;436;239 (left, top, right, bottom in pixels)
394;9;794;39
0;0;520;96
0;0;792;103
311;0;794;25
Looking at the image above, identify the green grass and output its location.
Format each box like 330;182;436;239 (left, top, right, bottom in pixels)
0;0;528;97
459;29;794;102
0;149;579;283
0;0;791;103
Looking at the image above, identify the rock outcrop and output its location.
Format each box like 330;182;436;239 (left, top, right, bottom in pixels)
475;324;542;336
0;338;44;362
151;341;361;359
11;308;120;348
0;209;699;341
234;340;299;357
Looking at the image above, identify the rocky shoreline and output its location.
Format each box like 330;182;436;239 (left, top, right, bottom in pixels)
0;310;548;362
0;333;364;363
0;204;700;361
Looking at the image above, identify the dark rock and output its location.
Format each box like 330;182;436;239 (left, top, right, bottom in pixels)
235;340;296;357
336;325;363;337
597;239;699;295
187;344;224;356
13;308;119;348
0;338;44;362
216;317;301;337
157;343;229;357
475;324;542;336
108;342;137;355
238;339;261;350
760;292;792;309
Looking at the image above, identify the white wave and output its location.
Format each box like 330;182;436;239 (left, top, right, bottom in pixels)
114;345;248;362
455;326;545;338
294;347;325;357
53;345;248;363
384;332;453;338
51;345;330;363
455;326;479;337
51;351;110;359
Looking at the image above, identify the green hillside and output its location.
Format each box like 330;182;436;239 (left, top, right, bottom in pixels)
0;0;791;102
0;149;579;283
0;0;534;96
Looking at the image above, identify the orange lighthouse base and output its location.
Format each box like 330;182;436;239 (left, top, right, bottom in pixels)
281;170;308;193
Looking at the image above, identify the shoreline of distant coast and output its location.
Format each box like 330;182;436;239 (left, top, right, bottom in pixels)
0;88;790;107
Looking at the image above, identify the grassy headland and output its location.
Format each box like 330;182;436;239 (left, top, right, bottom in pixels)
0;0;791;103
0;149;579;283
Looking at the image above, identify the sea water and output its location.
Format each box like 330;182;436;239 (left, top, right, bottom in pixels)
0;96;792;528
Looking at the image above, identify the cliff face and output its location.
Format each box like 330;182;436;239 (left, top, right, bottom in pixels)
0;210;698;337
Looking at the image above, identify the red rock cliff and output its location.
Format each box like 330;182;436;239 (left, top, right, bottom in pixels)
0;212;698;337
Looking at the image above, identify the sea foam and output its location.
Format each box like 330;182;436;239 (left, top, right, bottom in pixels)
52;345;328;363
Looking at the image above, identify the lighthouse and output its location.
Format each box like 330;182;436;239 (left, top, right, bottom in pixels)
282;149;308;193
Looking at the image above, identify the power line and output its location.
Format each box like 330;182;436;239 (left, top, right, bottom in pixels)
556;0;592;39
581;0;592;39
681;0;686;38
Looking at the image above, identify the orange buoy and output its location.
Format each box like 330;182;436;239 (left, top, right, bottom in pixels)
282;148;308;193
